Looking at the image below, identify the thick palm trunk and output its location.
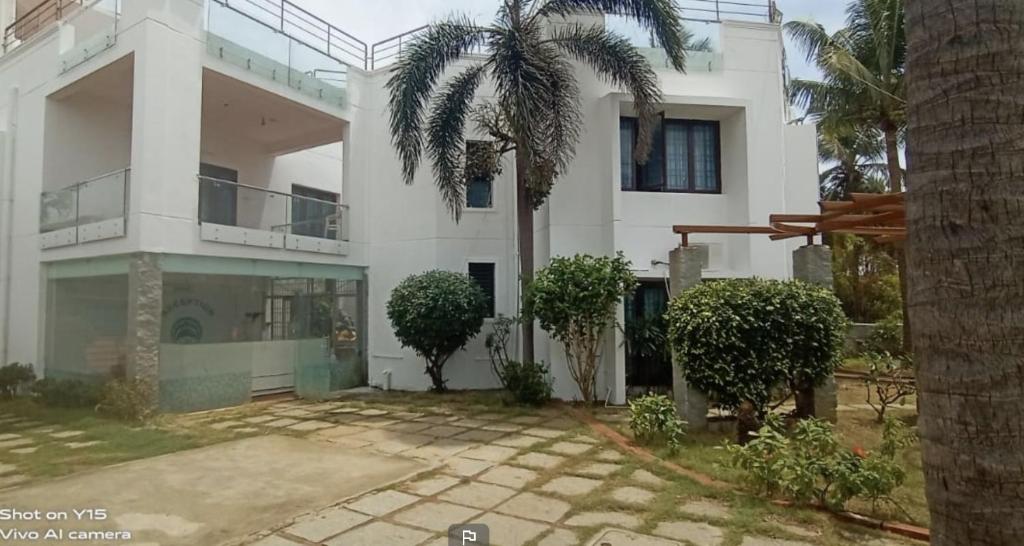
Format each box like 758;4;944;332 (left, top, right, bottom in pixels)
905;1;1024;543
516;150;535;364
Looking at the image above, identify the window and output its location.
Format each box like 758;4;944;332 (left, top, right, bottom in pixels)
291;184;339;239
468;262;496;318
466;141;494;208
620;117;721;193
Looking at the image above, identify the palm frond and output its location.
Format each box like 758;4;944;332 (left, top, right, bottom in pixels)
386;18;490;184
548;24;661;161
535;0;689;71
784;19;833;64
425;64;488;220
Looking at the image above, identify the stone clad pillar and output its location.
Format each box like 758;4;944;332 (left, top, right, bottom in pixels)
126;253;163;411
669;245;709;429
792;244;838;423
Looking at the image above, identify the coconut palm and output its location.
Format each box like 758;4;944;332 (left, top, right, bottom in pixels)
905;0;1024;542
386;0;694;363
817;122;888;201
785;0;905;192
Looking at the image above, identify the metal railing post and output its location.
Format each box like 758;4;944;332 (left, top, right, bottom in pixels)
73;182;80;244
715;0;720;21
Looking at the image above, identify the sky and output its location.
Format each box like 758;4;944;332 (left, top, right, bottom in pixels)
299;0;850;80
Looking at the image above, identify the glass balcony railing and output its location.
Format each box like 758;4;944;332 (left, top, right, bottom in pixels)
198;176;348;243
39;168;130;246
205;0;365;108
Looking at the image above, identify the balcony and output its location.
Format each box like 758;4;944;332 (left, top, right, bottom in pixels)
3;0;120;72
197;175;349;256
39;167;129;249
204;0;367;109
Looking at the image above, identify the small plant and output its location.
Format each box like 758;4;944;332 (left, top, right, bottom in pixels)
387;270;488;392
865;311;904;356
628;393;685;453
528;253;637;404
500;360;554;406
32;378;101;408
97;378;156;423
0;363;36;399
863;352;916;423
486;316;553;406
726;416;915;512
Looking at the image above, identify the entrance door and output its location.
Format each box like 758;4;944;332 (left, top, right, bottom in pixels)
624;281;673;393
199;163;238;226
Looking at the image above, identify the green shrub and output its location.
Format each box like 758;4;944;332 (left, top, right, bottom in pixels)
387;270;488;392
0;363;36;399
500;360;553;406
32;378;101;408
831;234;901;323
666;279;847;417
629;393;684;453
486;316;553;406
97;378;155;423
528;253;637;404
726;416;915;511
866;311;904;356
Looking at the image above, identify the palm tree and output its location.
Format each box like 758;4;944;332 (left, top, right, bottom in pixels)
386;0;693;363
785;0;905;192
816;121;888;201
905;0;1024;542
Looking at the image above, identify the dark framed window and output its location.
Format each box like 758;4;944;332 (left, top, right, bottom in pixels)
466;141;494;209
620;116;722;193
468;262;496;318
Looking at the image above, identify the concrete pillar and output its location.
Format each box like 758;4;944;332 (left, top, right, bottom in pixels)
792;244;837;422
669;245;708;429
126;253;162;411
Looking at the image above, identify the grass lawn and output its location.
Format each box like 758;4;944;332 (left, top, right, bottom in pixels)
0;399;238;480
599;376;928;528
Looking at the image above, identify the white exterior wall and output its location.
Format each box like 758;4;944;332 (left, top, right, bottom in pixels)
0;1;819;405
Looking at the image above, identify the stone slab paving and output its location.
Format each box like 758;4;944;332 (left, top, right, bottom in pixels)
547;441;593;456
326;520;432;546
610;486;657;506
284;506;371;542
575;462;620;477
496;492;571;523
10;447;38;455
522;427;562;439
66;440;103;449
49;430;85;439
401;474;461;497
595;449;625;462
439;481;519;509
653;521;725;546
630;469;666;488
773;522;821;538
250;533;303;546
513;452;565;469
495;434;547;449
0;437;33;449
392;501;481;532
459;444;520;462
286;420;334;432
540;476;604;496
0;433;21;441
444;456;496;477
344;490;421;517
565;512;642;529
586;529;681;546
0;463;17;474
476;511;551;546
478;465;538;489
264;418;300;428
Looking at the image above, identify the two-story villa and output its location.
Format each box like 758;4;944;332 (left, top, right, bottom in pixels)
0;0;817;411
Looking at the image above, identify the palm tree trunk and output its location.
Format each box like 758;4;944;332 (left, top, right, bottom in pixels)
516;148;535;364
881;122;913;354
905;0;1024;543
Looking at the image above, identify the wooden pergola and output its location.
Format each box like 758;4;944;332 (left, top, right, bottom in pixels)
673;192;906;247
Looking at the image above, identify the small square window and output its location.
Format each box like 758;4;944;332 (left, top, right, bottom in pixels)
468;262;496;318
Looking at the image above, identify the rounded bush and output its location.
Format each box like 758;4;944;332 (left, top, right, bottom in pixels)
666;278;847;413
387;270;488;391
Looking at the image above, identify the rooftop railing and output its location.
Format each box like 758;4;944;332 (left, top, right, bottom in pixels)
369;0;780;70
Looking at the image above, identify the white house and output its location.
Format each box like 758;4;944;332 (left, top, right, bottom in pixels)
0;0;818;411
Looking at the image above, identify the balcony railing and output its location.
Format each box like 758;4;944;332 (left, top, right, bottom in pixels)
205;0;367;107
198;176;349;255
39;167;130;249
